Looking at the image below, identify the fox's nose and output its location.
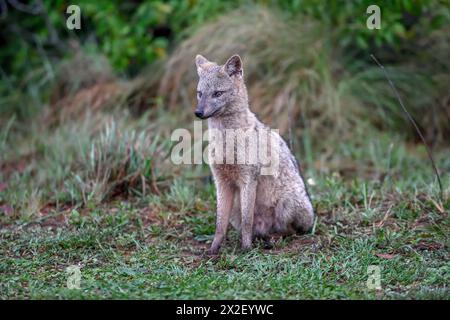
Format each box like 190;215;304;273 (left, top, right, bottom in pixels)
195;110;204;119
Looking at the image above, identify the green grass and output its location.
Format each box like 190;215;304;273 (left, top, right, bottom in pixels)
1;197;448;299
1;131;448;298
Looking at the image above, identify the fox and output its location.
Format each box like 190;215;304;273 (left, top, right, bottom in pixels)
195;54;314;255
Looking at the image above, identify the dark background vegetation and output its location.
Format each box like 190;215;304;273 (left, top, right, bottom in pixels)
0;0;449;299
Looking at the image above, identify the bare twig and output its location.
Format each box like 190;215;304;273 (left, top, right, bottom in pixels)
287;93;294;152
370;54;443;201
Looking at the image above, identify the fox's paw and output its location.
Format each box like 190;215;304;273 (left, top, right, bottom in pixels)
241;244;252;252
205;247;220;257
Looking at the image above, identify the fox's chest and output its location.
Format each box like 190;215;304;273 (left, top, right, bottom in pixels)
211;163;257;186
212;160;261;188
212;164;242;183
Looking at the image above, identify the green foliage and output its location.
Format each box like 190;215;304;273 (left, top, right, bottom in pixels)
278;0;450;52
2;0;448;79
81;1;171;71
0;0;240;79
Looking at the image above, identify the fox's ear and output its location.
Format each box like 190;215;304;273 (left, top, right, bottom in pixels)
195;54;210;74
224;54;243;78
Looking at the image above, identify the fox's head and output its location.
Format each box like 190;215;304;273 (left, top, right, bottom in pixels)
194;54;246;119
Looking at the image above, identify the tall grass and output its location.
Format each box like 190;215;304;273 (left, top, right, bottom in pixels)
0;111;172;219
160;7;351;136
71;120;165;204
157;6;450;146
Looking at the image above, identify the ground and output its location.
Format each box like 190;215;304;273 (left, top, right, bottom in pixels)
1;146;448;299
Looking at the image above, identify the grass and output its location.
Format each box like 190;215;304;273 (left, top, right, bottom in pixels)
1;112;448;298
1;185;448;299
159;6;450;145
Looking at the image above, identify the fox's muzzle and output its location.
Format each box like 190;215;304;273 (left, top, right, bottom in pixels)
195;97;221;119
194;109;205;119
195;97;208;119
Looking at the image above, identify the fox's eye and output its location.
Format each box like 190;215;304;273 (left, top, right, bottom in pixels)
212;91;224;98
197;91;202;98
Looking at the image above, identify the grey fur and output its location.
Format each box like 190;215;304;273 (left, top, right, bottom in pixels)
195;54;314;254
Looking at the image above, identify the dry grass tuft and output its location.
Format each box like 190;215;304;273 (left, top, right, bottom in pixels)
157;6;450;145
50;50;116;105
41;7;450;146
158;7;360;142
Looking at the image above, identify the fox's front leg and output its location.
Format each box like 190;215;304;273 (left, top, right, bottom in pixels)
208;183;234;255
240;180;257;251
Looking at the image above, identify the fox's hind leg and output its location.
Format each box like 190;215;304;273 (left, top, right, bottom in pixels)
291;197;315;233
274;197;314;235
